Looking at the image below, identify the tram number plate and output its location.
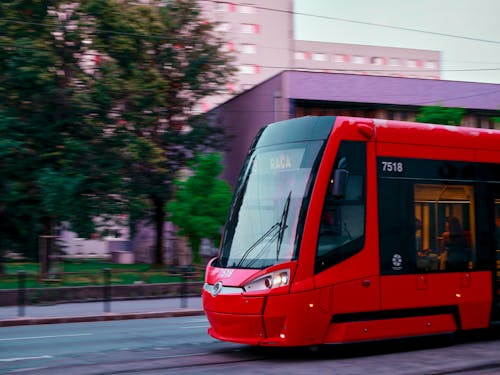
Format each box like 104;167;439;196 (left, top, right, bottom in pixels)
381;161;404;173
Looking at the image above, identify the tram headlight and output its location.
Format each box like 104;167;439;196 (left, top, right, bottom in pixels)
243;269;290;292
273;271;289;287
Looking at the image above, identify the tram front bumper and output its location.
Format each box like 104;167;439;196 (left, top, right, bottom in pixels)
202;289;329;346
206;310;265;345
202;289;266;345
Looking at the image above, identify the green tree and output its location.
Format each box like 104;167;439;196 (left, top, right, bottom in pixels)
166;153;232;264
0;0;234;265
81;0;235;264
415;106;464;126
0;0;128;257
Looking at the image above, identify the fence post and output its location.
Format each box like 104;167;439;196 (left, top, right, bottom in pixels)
103;268;111;313
180;266;187;308
17;271;26;317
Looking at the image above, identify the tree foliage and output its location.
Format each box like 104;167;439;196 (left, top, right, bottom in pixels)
166;153;232;263
0;0;235;262
84;0;235;264
415;106;464;126
0;0;127;256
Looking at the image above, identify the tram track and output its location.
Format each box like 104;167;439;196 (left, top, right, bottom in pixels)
8;343;500;375
98;349;268;375
429;361;500;375
8;347;268;375
105;353;268;375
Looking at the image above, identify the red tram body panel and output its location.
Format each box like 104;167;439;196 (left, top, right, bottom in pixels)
203;116;500;346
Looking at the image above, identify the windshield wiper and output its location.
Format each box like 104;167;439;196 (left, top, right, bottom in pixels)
276;191;291;260
235;191;292;268
235;222;280;268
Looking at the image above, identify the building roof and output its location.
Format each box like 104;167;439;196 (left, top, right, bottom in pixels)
221;70;500;110
212;70;500;186
274;71;500;110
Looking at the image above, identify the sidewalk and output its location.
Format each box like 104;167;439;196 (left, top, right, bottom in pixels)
0;297;204;327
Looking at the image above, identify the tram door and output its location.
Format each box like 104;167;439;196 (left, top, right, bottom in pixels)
493;194;500;321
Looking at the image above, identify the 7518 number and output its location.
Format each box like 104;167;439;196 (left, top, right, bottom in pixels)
381;161;403;172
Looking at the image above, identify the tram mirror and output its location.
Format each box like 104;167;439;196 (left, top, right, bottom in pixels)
332;169;349;198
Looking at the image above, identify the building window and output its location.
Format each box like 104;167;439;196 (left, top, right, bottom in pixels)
226;82;236;93
294;51;307;60
214;22;231;33
240;43;256;54
352;55;365;64
240;64;260;74
221;42;234;52
389;58;400;67
312;53;327;62
406;59;418;68
241;23;260;34
238;4;255;14
215;2;234;12
424;61;438;70
333;54;349;63
371;56;385;65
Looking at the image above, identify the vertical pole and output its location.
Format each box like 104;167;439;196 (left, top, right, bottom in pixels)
18;271;26;317
39;236;48;280
181;266;187;308
103;268;111;313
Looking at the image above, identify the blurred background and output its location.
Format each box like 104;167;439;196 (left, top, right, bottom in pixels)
0;0;499;290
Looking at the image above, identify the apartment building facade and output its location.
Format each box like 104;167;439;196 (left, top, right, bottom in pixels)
199;0;441;110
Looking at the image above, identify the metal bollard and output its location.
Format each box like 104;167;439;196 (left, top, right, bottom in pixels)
103;268;111;313
17;271;26;317
181;266;187;308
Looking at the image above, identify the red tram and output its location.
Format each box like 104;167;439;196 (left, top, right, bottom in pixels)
202;116;500;346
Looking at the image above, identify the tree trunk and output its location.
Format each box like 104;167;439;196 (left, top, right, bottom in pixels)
153;196;165;265
40;217;56;279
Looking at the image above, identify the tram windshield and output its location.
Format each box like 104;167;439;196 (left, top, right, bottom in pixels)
218;140;324;269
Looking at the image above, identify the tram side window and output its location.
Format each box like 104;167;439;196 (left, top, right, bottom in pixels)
414;184;476;272
315;141;366;273
496;201;500;292
496;202;500;249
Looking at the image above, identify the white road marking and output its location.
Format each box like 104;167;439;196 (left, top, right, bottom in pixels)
0;333;92;342
0;355;52;362
10;367;45;372
163;353;209;358
179;325;209;329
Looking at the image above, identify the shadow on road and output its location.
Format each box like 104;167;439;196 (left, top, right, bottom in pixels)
219;328;500;362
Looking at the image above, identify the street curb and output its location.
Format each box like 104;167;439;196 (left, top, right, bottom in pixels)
0;309;205;327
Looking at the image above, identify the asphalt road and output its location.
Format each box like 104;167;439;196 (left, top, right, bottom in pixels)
1;316;500;375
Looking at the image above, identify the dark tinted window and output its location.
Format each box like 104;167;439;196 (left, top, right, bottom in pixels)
378;179;414;274
378;156;499;275
315;141;366;273
255;117;334;148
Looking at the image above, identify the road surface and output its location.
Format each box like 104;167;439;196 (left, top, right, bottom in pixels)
1;316;500;374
